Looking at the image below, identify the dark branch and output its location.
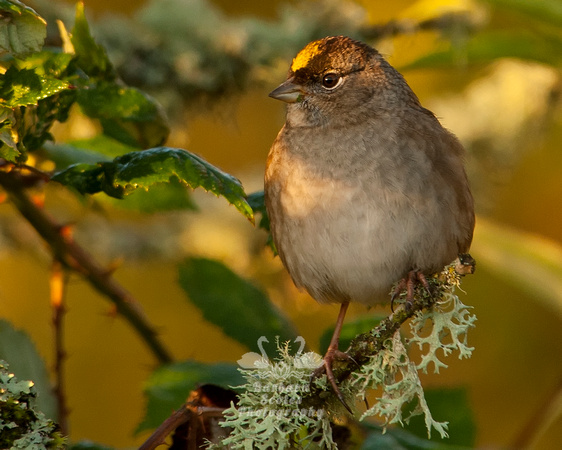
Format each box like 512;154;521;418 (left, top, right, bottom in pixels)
0;163;173;364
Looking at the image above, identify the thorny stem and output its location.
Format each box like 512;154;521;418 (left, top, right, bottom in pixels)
50;261;69;435
0;165;173;364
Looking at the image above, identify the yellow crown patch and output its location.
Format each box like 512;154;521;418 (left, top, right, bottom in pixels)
291;41;322;72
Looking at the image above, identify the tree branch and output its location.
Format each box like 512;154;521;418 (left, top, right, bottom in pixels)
304;289;437;410
0;164;173;364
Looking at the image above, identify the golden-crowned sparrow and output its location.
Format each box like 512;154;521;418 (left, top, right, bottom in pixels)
264;36;475;409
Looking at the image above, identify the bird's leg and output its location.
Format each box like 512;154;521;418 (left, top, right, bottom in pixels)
391;270;432;311
313;301;353;413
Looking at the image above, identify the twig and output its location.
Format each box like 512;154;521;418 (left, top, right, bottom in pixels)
0;165;173;364
139;403;194;450
50;260;69;435
139;405;226;450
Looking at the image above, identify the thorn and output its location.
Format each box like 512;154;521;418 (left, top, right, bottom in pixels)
58;223;75;241
106;305;118;318
30;193;45;208
104;257;124;277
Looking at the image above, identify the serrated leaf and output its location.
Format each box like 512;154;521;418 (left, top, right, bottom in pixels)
52;147;254;221
43;139;197;217
0;66;69;107
0;0;46;57
0;319;56;420
402;31;562;70
105;178;197;213
70;2;114;79
178;257;298;350
77;81;169;148
136;360;243;433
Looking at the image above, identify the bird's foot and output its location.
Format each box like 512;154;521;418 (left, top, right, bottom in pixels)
312;347;354;414
390;270;433;312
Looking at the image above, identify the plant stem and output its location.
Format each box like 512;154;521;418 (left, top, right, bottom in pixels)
50;260;69;435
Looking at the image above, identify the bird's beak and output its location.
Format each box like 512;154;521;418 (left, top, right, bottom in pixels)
269;78;305;103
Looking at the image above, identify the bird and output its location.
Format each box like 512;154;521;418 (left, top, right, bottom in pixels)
237;336;270;369
264;36;475;411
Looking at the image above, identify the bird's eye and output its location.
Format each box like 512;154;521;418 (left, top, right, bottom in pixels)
321;73;342;90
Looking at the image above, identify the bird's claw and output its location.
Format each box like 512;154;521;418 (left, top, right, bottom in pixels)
391;270;433;312
312;348;354;414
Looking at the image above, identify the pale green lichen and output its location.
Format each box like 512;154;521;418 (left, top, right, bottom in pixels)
352;332;450;439
352;265;476;439
0;360;66;449
214;263;476;447
410;291;477;374
213;342;337;449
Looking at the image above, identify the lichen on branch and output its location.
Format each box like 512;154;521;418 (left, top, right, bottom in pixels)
212;261;477;447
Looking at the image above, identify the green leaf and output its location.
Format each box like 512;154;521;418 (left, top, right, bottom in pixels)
18;50;74;78
0;319;56;420
47;141;196;213
51;162;105;194
0;0;46;57
52;147;254;221
42;138;120;172
361;423;469;449
402;31;562;70
403;388;476;447
49;134;140;162
70;2;114;79
0;110;20;162
136;360;243;433
247;190;276;252
319;314;385;354
77;81;169;148
105;177;198;213
23;90;77;153
42;142;107;171
0;66;69;107
178;257;298;350
72;134;140;158
247;191;269;231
